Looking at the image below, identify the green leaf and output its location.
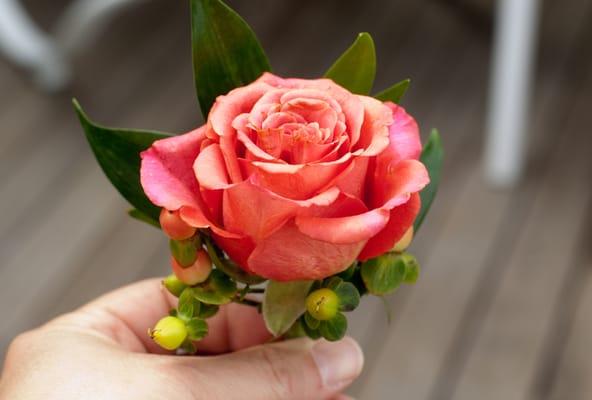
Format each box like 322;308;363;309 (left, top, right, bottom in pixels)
324;277;344;291
170;238;199;268
402;253;420;284
186;318;209;340
319;313;347;341
304;311;320;330
179;339;197;354
334;282;360;312
192;270;237;305
73;100;169;223
324;32;376;95
337;263;357;281
360;252;407;295
284;319;307;339
204;236;266;285
263;280;314;337
414;129;444;232
301;318;322;340
178;288;201;320
128;209;160;228
191;0;271;117
374;79;410;104
196;303;219;319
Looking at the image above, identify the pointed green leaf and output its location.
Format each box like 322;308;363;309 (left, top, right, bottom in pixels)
374;79;410;104
128;209;160;228
414;129;444;232
324;32;376;94
263;280;314;336
73;100;169;223
319;313;347;341
191;0;271;117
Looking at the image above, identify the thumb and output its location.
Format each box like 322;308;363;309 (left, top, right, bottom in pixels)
173;337;364;400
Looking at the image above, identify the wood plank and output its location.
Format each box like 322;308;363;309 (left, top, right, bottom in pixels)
450;62;592;400
547;256;592;400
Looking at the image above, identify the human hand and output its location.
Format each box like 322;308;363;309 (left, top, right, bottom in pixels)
0;279;363;400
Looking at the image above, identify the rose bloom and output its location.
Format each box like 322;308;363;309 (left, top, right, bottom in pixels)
141;73;429;281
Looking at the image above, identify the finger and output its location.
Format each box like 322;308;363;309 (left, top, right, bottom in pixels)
46;278;271;354
169;337;364;400
197;303;271;354
45;278;175;353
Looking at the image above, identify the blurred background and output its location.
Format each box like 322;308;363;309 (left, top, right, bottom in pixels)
0;0;590;399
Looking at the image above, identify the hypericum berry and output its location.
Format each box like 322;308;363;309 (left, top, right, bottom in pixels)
306;288;340;321
171;249;212;285
392;226;414;253
149;316;188;351
159;209;196;240
162;274;187;297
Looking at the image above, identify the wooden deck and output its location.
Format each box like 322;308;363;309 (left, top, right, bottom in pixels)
1;0;591;398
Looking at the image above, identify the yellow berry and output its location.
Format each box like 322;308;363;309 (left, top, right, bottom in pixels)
306;288;339;321
149;316;187;351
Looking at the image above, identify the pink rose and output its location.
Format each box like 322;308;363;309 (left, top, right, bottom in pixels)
141;73;429;281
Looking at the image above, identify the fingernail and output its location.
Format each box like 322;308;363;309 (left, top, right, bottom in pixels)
311;337;364;389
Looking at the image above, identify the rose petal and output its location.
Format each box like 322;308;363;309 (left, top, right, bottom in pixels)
295;207;390;244
247;222;365;281
193;143;231;190
355;95;393;156
371;159;429;209
179;205;242;239
212;234;256;273
358;193;421;260
223;179;341;241
140;127;206;210
246;154;351;200
383;102;422;164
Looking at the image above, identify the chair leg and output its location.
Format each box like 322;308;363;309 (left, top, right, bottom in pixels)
0;0;70;90
484;0;541;187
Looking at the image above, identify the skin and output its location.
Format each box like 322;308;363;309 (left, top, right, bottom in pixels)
0;279;363;400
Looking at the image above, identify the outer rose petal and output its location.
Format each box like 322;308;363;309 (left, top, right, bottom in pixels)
140;127;206;210
358;193;421;260
295;207;390;244
223;178;340;241
179;206;242;239
247;222;365;281
381;102;422;164
212;234;256;273
371;159;430;209
355;96;393;156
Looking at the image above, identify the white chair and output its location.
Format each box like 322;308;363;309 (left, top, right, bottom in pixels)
484;0;540;187
0;0;144;91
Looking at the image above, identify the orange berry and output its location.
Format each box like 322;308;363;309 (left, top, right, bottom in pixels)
171;250;212;285
160;209;196;240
